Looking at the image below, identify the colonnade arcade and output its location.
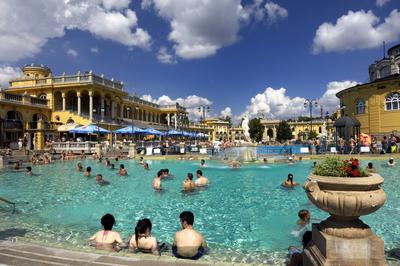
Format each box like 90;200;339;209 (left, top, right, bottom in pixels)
53;89;182;126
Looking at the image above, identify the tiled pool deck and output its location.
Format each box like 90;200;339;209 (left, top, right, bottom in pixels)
0;240;255;266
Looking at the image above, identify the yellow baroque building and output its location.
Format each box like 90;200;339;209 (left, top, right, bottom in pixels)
336;43;400;137
2;64;188;149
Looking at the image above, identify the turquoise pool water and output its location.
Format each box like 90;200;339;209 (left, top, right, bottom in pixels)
0;159;399;264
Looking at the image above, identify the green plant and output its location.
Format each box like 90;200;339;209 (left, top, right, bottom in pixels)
314;157;369;177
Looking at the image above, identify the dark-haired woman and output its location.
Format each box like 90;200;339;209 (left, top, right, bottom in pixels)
283;173;299;188
89;213;124;251
129;218;161;256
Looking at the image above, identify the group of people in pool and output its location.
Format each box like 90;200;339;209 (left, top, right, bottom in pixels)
89;211;207;260
151;168;209;191
75;157;128;185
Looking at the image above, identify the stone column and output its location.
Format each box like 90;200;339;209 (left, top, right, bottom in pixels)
174;114;177;129
157;114;160;123
101;97;105;121
62;93;66;111
111;101;115;119
89;91;93;121
128;143;136;158
167;113;170;127
77;92;81;115
36;119;45;150
120;104;124;118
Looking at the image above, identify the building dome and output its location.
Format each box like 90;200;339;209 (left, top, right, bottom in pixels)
22;63;52;79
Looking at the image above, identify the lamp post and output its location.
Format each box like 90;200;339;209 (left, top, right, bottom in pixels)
304;99;318;139
198;105;210;140
126;106;138;142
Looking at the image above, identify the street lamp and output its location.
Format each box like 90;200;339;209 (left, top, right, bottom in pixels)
304;99;318;139
126;106;138;142
198;105;210;140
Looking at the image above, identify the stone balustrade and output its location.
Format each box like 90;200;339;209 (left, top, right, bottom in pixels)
0;91;49;107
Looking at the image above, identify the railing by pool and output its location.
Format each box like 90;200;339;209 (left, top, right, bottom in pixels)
51;141;105;153
256;145;307;155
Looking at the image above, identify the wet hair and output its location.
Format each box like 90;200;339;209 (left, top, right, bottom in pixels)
101;213;115;231
86;166;91;172
389;159;394;164
368;162;373;168
313;162;317;166
302;231;312;248
140;157;143;160
196;170;203;176
111;164;115;168
164;169;169;174
120;164;125;169
180;211;194;226
77;162;82;167
135;218;152;246
298;209;309;219
201;159;205;164
187;173;193;180
26;166;32;171
115;158;119;162
157;170;163;177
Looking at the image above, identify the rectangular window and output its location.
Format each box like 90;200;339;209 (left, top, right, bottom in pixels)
393;102;399;110
386;102;392;110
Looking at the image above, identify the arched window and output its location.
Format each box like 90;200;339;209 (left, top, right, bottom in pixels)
356;99;365;114
386;92;400;111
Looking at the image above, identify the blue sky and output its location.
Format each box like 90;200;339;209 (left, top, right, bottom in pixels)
0;0;399;123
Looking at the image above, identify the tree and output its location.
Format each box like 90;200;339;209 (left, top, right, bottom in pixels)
248;118;264;142
276;120;293;142
219;115;232;126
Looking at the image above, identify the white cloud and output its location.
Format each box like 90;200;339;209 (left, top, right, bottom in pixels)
376;0;390;7
264;1;288;23
142;94;213;120
141;0;153;9
67;48;78;57
157;47;176;64
101;0;130;10
147;0;287;59
241;81;358;120
220;107;233;117
0;0;151;62
312;9;400;54
90;47;99;53
0;66;22;87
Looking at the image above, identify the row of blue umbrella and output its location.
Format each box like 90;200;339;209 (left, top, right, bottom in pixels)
69;124;208;137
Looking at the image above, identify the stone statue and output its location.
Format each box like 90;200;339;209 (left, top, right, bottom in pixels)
241;114;251;142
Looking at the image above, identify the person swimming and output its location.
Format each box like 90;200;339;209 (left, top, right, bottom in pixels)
138;157;144;164
200;159;206;167
283;173;299;188
76;162;83;172
152;170;163;191
230;160;240;169
183;173;195;191
129;218;164;256
387;158;396;167
84;166;91;177
194;170;208;187
119;164;127;176
366;162;375;172
143;163;150;170
173;211;207;260
89;213;125;251
297;209;310;227
110;164;115;170
26;166;33;176
96;174;109;185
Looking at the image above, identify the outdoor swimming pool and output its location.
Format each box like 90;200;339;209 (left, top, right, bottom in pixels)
0;159;399;264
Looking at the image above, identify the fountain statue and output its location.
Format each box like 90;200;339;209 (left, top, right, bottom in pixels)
241;114;252;143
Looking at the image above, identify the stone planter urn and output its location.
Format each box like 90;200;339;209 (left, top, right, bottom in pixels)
303;173;387;266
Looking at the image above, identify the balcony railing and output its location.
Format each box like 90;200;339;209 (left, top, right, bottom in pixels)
0;91;49;107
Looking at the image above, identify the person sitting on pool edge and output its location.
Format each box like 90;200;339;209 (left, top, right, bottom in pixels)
76;162;83;172
89;213;125;251
173;211;207;260
194;170;208;187
282;173;299;188
288;231;312;266
152;170;163;191
119;164;127;176
84;166;91;177
183;173;195;191
129;218;165;256
96;174;109;185
387;158;396;167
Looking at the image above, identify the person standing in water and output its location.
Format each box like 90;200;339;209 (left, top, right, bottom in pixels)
194;170;208;187
183;173;195;191
283;173;299;188
152;170;163;191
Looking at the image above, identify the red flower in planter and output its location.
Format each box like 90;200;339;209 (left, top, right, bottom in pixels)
352;159;359;167
351;169;359;177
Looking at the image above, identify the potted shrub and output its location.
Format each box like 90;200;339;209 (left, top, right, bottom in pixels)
304;157;386;238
